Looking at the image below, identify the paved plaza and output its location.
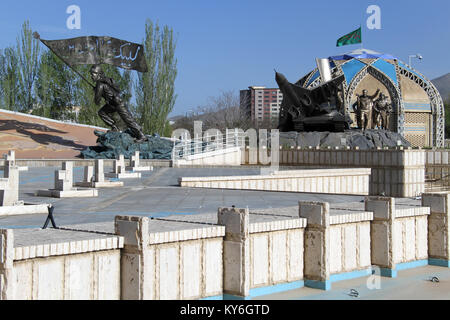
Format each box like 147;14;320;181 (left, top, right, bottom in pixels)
1;165;449;300
0;166;364;228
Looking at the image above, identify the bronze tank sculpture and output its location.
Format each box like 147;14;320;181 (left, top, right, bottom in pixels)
275;71;352;132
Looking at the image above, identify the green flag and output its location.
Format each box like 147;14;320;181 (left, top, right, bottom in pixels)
336;27;362;47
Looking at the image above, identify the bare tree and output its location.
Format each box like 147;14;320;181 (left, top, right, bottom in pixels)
197;90;253;131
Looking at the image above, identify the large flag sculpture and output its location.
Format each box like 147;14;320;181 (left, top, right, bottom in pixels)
33;32;148;87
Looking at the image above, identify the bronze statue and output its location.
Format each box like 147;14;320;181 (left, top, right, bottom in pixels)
90;65;147;142
373;93;391;130
352;89;380;130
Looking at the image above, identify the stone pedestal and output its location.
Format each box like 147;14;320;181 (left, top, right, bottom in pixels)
75;160;123;188
125;151;153;172
299;201;332;290
422;192;450;267
105;155;141;179
366;196;429;277
217;207;250;298
38;161;98;198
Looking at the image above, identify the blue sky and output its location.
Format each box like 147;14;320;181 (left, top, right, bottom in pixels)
0;0;449;116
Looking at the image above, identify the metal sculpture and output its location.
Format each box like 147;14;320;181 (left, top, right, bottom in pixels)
373;93;392;130
352;89;380;130
276;71;352;132
33;32;148;141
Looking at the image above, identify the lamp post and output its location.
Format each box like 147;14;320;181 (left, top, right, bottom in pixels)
408;54;423;68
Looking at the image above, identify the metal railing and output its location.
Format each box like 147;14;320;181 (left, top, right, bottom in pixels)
172;129;246;160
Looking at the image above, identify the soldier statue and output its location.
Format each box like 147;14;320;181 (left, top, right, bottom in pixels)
90;65;147;142
352;89;380;130
373;93;392;130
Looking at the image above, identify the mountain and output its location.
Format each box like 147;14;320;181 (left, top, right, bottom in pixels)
432;73;450;102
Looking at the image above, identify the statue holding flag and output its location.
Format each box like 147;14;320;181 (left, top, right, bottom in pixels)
90;65;147;141
33;32;148;141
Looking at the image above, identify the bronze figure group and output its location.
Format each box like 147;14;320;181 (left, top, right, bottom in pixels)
353;89;391;130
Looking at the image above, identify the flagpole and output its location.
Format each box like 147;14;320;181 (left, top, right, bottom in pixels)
33;32;95;88
360;24;363;49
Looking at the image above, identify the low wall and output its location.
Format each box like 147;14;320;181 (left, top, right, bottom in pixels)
299;201;373;290
115;216;225;300
424;150;450;191
0;228;123;300
3;192;450;300
218;207;306;299
173;147;241;167
365;197;429;277
0;159;172;168
243;148;425;198
180;168;371;195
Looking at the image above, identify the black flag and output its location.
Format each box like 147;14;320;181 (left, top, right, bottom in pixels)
40;36;148;72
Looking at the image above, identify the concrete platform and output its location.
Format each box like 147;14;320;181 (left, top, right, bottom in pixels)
253;265;450;300
36;188;98;198
125;166;153;172
74;181;124;188
104;172;141;179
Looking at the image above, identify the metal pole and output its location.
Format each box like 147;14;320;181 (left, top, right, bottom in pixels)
33;32;95;88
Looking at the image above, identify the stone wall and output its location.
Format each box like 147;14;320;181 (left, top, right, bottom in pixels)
365;197;429;277
218;207;306;299
115;216;225;300
244;148;425;197
180;168;371;195
2;192;450;299
0;228;123;300
299;201;373;290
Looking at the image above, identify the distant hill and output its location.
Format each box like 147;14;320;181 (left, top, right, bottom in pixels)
432;73;450;102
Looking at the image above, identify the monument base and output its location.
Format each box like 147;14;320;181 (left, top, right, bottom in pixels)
37;188;98;198
80;130;173;159
279;129;411;150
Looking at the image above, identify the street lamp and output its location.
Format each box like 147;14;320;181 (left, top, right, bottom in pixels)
408;54;423;68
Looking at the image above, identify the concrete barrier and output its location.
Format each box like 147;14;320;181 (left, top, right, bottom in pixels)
422;192;450;267
365;197;429;277
218;207;306;299
299;201;373;290
115;215;225;300
0;228;123;300
180;168;371;195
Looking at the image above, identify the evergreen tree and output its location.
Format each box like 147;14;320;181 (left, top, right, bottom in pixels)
34;50;77;120
135;19;178;136
0;46;20;111
16;20;41;112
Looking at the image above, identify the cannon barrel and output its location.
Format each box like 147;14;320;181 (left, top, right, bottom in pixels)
275;72;302;107
275;71;313;111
